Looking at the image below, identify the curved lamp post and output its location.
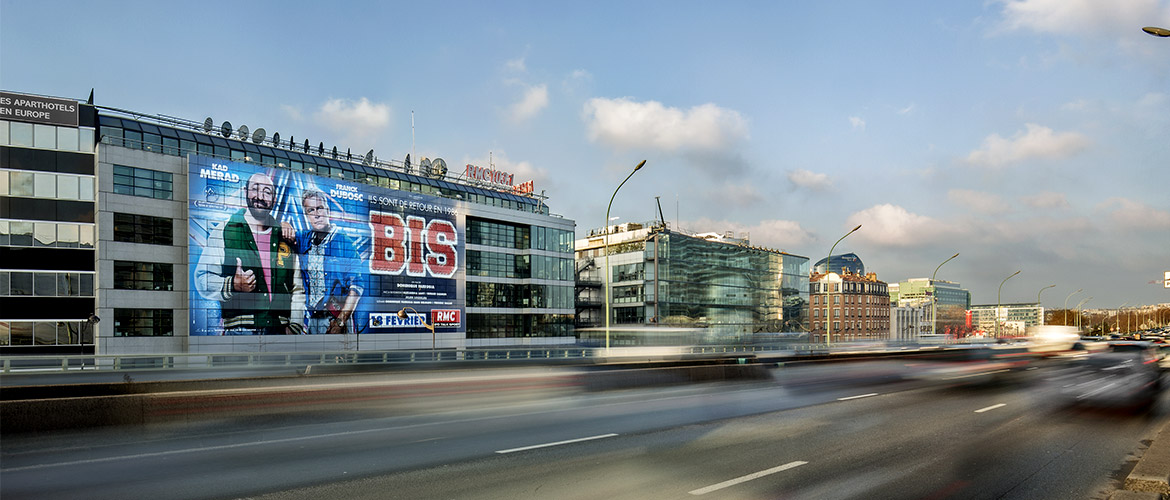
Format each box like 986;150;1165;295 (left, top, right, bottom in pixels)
1117;302;1129;334
397;306;435;350
822;224;861;348
996;270;1021;338
930;253;960;338
1075;297;1093;332
604;160;646;351
1063;288;1083;326
1037;284;1055;325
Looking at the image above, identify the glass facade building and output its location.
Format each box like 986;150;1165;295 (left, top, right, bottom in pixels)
576;224;809;342
890;278;972;337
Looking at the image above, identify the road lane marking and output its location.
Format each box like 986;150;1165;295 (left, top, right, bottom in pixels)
837;393;878;401
975;403;1006;413
688;461;808;495
495;433;619;454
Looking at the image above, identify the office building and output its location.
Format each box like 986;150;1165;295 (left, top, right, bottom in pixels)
970;303;1043;337
889;278;972;338
1;89;575;354
808;269;891;342
575;223;809;342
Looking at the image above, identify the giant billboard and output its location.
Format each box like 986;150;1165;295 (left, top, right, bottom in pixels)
188;155;464;336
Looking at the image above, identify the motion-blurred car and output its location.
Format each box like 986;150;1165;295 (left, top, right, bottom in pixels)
1054;341;1162;411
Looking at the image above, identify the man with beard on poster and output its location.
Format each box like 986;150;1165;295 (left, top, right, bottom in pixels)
196;172;300;334
296;189;363;335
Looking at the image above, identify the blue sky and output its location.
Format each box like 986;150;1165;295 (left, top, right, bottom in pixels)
3;0;1168;308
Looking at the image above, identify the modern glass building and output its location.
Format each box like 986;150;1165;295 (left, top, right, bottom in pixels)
969;303;1043;337
1;89;575;354
575;223;809;342
812;253;865;276
890;278;972;337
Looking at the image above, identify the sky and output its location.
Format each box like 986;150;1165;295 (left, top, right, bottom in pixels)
2;0;1168;309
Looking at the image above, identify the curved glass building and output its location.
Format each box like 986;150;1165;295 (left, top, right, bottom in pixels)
812;253;865;276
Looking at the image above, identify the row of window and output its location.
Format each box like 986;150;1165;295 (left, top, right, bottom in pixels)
114;261;174;291
466;251;574;281
466;282;574;309
0;120;96;153
811;294;888;305
812;321;890;332
112;165;173;200
0;321;94;346
98;127;548;215
0;197;94;223
0;169;95;201
812;307;890;318
114;308;174;337
465;313;573;339
113;213;174;245
467;218;532;250
0;271;95;297
0;220;95;248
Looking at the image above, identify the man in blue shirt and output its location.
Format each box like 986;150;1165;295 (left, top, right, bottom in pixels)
296;189;364;334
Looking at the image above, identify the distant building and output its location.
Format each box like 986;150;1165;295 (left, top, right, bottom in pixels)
574;223;809;342
812;253;865;276
890;305;927;343
970;303;1044;337
808;270;890;342
890;278;972;338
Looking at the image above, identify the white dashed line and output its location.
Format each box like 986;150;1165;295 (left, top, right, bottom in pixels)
975;403;1006;413
837;393;879;401
689;461;809;495
495;433;619;454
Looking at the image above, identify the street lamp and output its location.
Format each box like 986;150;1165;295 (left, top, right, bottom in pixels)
604;160;646;351
996;270;1021;338
930;252;960;338
823;224;861;348
397;307;435;350
1117;302;1129;334
1143;26;1170;37
1063;288;1083;326
1037;284;1055;326
1075;297;1093;332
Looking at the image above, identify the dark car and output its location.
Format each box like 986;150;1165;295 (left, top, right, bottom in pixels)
1055;341;1163;411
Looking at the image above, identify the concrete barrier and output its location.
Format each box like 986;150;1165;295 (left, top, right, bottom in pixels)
1125;420;1170;495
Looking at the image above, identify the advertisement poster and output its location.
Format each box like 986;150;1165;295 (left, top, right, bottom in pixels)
188;155;464;335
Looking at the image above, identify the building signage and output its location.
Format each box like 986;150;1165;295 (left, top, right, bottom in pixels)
0;91;79;127
465;163;514;187
188;155;465;336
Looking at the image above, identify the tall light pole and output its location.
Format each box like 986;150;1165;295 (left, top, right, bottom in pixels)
1037;284;1055;326
822;224;861;348
1063;288;1083;326
604;160;646;351
996;270;1021;338
930;253;960;338
1075;297;1093;332
1117;302;1129;334
397;306;435;350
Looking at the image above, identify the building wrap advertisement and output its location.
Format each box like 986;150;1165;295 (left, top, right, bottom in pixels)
188;155;464;336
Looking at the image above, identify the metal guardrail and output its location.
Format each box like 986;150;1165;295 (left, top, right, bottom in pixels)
0;344;832;374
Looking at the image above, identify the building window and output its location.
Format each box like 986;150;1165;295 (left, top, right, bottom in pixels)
0;271;94;297
112;165;173;199
113;261;174;291
113;213;173;245
114;308;173;336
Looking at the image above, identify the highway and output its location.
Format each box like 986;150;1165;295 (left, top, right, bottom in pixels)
1;359;1164;499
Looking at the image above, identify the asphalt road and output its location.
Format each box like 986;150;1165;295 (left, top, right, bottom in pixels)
1;360;1164;500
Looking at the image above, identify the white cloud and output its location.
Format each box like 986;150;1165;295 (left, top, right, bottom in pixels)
788;169;831;191
898;103;916;115
509;84;548;122
846;204;952;247
280;104;303;121
1098;198;1170;229
997;0;1168;39
504;57;526;72
701;183;764;208
583;97;749;153
314;98;392;141
849;116;866;130
965;123;1089;168
1020;191;1070;210
685;218;815;249
948;189;1010;215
